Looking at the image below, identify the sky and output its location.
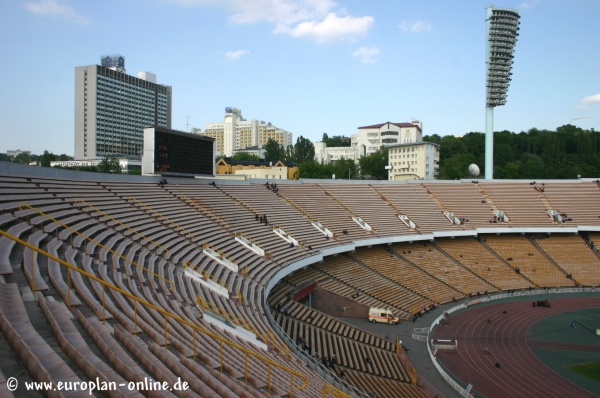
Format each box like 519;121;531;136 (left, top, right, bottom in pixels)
0;0;599;156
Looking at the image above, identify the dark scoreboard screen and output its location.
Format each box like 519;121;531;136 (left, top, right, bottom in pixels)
153;129;214;175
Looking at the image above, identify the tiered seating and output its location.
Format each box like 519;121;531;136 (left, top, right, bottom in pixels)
276;266;407;318
588;233;600;253
542;182;600;225
483;235;575;287
0;283;89;396
392;243;495;295
434;237;531;290
349;246;460;305
275;312;409;381
38;295;143;398
275;299;394;351
317;184;411;237
165;184;305;266
345;369;429;398
0;221;31;274
277;184;371;242
478;182;555;226
315;256;419;318
424;182;497;228
374;184;459;233
534;234;600;286
3;172;600;398
219;183;336;249
0;177;63;211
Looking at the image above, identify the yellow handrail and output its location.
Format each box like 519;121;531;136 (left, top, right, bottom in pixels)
0;229;307;394
183;261;229;290
179;194;230;230
128;197;194;239
323;384;353;398
74;198;170;255
18;204;175;291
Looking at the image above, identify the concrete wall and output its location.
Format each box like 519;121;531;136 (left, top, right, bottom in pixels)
312;286;369;318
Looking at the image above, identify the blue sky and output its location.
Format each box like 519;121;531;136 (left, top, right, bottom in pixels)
0;0;598;156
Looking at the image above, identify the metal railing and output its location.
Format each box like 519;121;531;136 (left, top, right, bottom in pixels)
74;198;170;255
18;203;175;291
0;229;307;396
128;197;194;239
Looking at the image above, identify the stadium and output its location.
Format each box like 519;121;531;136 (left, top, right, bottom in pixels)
1;162;599;397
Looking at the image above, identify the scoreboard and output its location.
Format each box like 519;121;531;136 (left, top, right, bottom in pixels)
143;127;215;176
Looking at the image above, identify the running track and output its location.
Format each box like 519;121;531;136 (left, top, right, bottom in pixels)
433;296;600;398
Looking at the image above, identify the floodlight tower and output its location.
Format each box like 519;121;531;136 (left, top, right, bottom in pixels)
485;5;520;179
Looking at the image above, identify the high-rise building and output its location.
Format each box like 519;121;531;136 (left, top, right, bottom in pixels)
203;107;292;157
74;55;172;159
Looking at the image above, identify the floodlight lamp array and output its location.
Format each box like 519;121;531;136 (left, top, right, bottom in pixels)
486;8;520;107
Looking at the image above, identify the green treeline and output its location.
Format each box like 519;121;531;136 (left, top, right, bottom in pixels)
424;124;600;180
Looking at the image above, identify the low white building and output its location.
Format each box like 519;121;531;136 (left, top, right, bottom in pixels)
50;158;141;174
313;142;365;164
352;119;422;156
232;146;266;159
387;142;440;180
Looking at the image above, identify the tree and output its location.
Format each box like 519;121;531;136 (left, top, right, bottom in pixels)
359;147;389;179
332;157;359;180
298;160;333;179
284;145;295;163
13;152;32;164
322;135;351;147
40;150;57;167
232;152;260;161
293;136;315;164
264;138;285;162
0;153;10;162
97;157;122;173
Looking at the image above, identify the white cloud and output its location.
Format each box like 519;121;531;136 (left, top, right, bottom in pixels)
521;0;540;9
224;50;250;61
163;0;373;42
24;0;90;24
276;13;374;43
352;46;379;64
578;93;600;109
399;20;432;33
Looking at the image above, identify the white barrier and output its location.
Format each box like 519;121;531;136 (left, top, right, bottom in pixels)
412;334;428;342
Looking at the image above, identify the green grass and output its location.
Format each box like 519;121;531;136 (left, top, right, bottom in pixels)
565;362;600;382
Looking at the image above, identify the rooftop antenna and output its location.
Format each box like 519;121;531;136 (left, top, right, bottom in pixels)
185;116;190;132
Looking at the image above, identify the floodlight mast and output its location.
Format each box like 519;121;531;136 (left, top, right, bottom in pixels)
485;5;520;179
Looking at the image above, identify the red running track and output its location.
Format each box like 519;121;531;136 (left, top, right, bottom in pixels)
433;296;600;398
